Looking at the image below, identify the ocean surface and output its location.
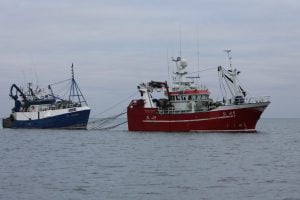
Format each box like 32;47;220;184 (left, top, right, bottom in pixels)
0;118;299;200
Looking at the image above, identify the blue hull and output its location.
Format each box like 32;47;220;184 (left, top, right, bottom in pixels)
3;109;90;129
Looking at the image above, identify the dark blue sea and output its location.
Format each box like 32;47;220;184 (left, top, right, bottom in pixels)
0;119;299;200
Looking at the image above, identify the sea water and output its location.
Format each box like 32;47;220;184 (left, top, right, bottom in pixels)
0;119;299;200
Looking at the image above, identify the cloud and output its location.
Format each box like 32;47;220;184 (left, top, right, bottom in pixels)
0;0;299;117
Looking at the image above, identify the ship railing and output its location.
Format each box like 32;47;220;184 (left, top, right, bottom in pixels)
246;96;271;104
34;103;81;112
158;108;192;115
49;103;81;110
19;102;82;112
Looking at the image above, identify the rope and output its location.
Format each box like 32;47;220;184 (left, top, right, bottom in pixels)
89;120;127;131
49;78;71;86
90;91;138;118
88;90;139;130
88;111;127;130
188;66;217;75
54;81;71;99
89;111;127;125
218;69;227;100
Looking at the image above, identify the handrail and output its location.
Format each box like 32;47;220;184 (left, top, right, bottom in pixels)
246;96;271;104
158;108;193;115
18;103;82;112
158;96;270;115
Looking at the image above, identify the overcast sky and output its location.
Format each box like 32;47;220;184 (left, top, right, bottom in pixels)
1;0;300;118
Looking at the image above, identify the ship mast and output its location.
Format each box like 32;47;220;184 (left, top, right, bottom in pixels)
69;63;88;106
224;49;232;70
218;50;247;104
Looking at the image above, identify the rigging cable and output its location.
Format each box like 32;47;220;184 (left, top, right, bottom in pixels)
88;111;127;130
188;66;217;75
218;67;228;100
90;91;138;118
49;78;71;86
88;91;139;130
218;70;225;100
90;120;128;131
89;110;127;125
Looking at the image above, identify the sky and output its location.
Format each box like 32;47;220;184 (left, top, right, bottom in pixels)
0;0;300;118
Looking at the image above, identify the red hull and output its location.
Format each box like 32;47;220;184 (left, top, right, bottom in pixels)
127;100;269;132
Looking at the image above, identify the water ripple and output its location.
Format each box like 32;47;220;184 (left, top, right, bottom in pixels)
0;119;300;200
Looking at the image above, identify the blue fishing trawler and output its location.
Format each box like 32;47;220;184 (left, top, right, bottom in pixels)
2;64;90;129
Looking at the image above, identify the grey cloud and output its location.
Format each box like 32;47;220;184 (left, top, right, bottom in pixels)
0;0;299;117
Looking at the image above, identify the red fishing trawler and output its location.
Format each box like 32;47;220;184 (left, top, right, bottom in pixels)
127;50;270;132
